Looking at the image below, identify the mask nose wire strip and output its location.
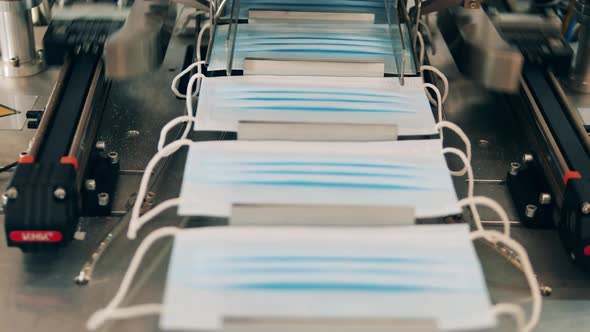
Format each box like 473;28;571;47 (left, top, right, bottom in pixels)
128;139;193;240
470;230;542;332
86;227;180;331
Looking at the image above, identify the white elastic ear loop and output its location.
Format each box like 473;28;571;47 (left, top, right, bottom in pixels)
442;147;482;233
459;196;511;238
493;303;526;332
470;230;542;332
435;121;471;176
416;30;425;66
171;61;206;98
128;139;192;240
215;0;227;18
158;116;195;151
86;227;180;331
423;83;442;123
196;22;212;62
421;65;449;105
176;72;207;142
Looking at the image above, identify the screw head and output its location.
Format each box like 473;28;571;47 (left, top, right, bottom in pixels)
522;153;534;164
8;57;19;67
54;187;66;200
539;193;552;205
6;187;18;200
108;151;119;164
582;202;590;215
85;179;96;191
98;192;110;206
509;162;521;176
525;204;538;219
469;1;478;9
95;141;106;151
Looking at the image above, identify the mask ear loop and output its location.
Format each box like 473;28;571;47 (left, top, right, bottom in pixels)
128;139;193;240
470;230;542;332
435;121;471;176
86;227;181;331
416;30;425;67
421;65;449;106
171;61;206;98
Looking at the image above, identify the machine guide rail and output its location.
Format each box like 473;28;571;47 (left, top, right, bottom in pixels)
508;64;590;270
3;53;119;252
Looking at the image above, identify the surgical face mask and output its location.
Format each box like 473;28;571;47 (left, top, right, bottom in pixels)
196;75;437;137
223;0;391;24
161;224;495;331
208;23;415;75
178;140;460;219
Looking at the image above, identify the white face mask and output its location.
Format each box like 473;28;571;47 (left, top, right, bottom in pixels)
161;225;495;331
178;140;460;219
208;23;415;75
195;75;436;137
223;0;391;23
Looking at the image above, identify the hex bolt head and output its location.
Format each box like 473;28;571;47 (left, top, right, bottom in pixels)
582;202;590;215
85;179;96;191
522;153;534;164
54;187;67;200
6;187;18;200
108;151;119;164
98;192;110;206
539;193;552;205
509;162;521;176
8;57;19;67
95;141;106;151
525;204;538;219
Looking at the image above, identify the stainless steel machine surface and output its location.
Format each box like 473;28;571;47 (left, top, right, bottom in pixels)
2;10;590;332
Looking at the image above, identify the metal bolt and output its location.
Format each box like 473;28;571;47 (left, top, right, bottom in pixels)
6;187;18;200
582;202;590;215
539;193;552;205
525;204;538;219
54;187;67;200
85;179;96;191
522;153;534;164
95;141;106;151
509;162;521;176
468;1;477;9
98;192;110;206
477;139;490;149
126;130;140;138
540;286;553;297
108;151;119;164
8;57;19;67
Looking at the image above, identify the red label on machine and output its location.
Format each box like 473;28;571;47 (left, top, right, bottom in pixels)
9;231;63;243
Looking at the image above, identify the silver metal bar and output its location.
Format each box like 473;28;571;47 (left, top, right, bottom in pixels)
69;61;104;187
243;59;385;77
237;121;399;142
